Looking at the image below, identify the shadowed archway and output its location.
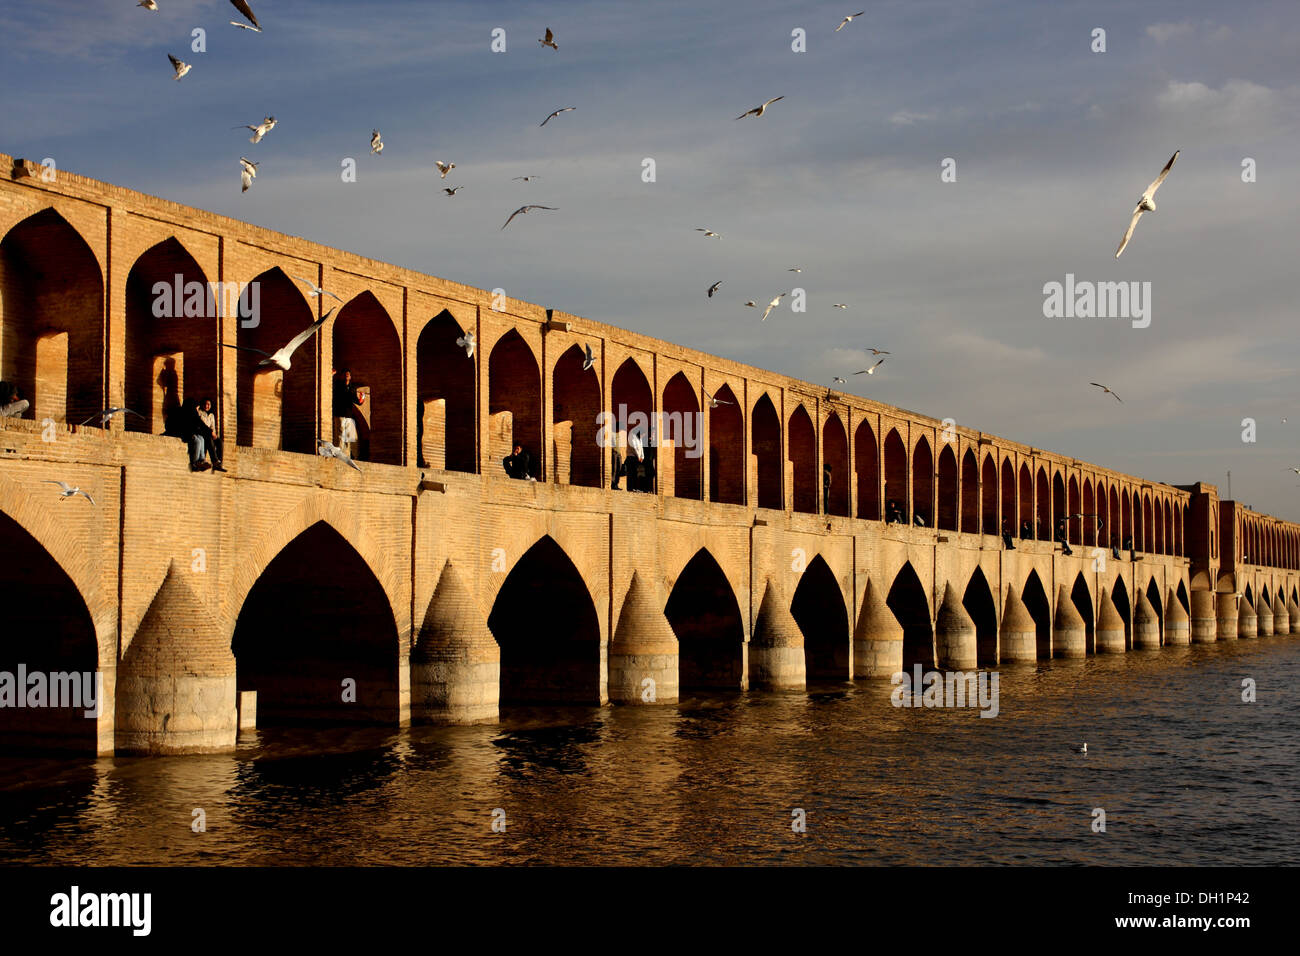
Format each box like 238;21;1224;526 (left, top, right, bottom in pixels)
788;405;817;514
884;429;908;522
963;567;998;666
416;311;476;473
332;291;402;464
665;549;745;689
662;371;702;499
552;343;602;487
1071;574;1095;652
822;412;849;517
236;267;317;454
752;394;782;510
855;420;879;520
709;384;744;504
1023;570;1051;659
888;562;932;668
912;437;933;527
489;330;542;478
792;555;850;679
1112;576;1132;649
936;444;958;531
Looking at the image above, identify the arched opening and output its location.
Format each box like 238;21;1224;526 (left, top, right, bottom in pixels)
822;412;849;517
1022;571;1051;659
1052;472;1066;542
331;291;402;464
488;329;543;478
1000;458;1016;536
1082;479;1095;546
1036;467;1050;540
124;238;216;435
0;513;99;752
788;405;817;514
1145;578;1164;643
708;384;744;504
792;556;850;679
661;372;702;500
665;549;745;689
884;429;908;522
1109;486;1121;548
1071;574;1095;652
416;311;476;473
936;445;958;531
912;436;933;527
1112;576;1132;649
963;567;998;666
1143;495;1154;553
979;453;996;535
611;358;654;478
1018;463;1033;537
1164;500;1174;555
752;394;782;510
552;343;602;487
236;267;317;454
1176;580;1190;615
231;522;400;724
0;208;105;425
887;563;932;668
488;536;600;703
1244;583;1254;611
1153;499;1165;556
1068;475;1081;544
854;420;880;520
1122;491;1134;549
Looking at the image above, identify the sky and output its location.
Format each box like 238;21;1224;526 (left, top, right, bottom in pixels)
1;0;1298;516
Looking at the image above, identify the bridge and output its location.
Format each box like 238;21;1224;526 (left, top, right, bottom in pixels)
1;153;1297;756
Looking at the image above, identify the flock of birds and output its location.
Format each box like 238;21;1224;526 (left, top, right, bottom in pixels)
39;5;1189;502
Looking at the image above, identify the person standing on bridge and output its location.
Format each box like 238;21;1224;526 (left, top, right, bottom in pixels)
823;464;832;514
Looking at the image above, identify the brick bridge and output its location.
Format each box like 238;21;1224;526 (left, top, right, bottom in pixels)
2;153;1297;755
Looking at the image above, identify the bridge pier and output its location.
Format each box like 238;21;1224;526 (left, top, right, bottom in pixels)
1052;585;1087;658
608;571;679;704
1237;599;1257;639
935;583;977;669
411;561;500;725
1288;595;1300;634
1271;595;1288;636
1217;592;1238;641
853;580;903;677
1256;598;1273;637
1190;590;1217;644
748;578;806;690
998;587;1038;663
1164;591;1190;646
1096;587;1126;653
1134;591;1161;649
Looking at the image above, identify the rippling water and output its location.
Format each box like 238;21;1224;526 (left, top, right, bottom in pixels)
2;636;1296;866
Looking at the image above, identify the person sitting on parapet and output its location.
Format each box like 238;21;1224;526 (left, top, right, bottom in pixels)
178;397;210;472
197;397;225;472
1123;535;1134;551
0;381;29;418
885;499;903;525
1002;518;1016;551
1020;519;1032;540
503;442;533;480
1055;518;1073;555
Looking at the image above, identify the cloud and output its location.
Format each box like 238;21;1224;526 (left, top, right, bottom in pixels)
889;109;934;126
1146;22;1194;45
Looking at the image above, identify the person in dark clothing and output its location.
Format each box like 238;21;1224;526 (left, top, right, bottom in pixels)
503;443;533;479
885;499;902;525
332;368;365;419
175;397;209;472
1002;518;1016;550
1055;518;1073;556
196;397;225;472
1020;519;1032;540
638;442;657;492
611;448;626;490
823;465;832;514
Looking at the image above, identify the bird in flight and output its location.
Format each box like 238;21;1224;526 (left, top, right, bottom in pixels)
696;228;722;239
235;116;276;143
512;175;540;182
1115;149;1179;257
168;54;191;80
229;0;261;31
539;28;558;50
290;275;343;303
456;332;476;358
836;11;866;31
435;160;455;178
707;281;722;298
222;309;334;371
704;390;733;408
138;1;158;11
318;440;361;473
80;408;144;427
1090;382;1123;402
761;294;786;321
743;300;757;308
501;205;557;230
855;359;886;375
832;376;847;384
833;303;848;309
443;186;464;197
788;267;802;273
540;107;576;127
239;157;258;193
582;343;596;371
736;96;785;120
370;130;384;155
44;481;95;505
866;347;890;356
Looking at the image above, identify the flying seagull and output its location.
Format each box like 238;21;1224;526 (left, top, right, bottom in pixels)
707;281;722;298
855;359;885;375
832;376;847;384
44;481;95;505
540;106;576;127
833;303;848;309
788;267;802;273
239;157;258;193
736;96;784;120
235;116;276;143
168;54;191;80
695;228;722;239
1287;467;1300;477
743;300;757;308
704;389;733;408
1115;149;1179;258
370;130;384;154
761;294;786;321
80;407;144;427
539;28;558;50
138;1;158;11
836;11;866;31
221;309;334;371
230;19;261;31
443;186;464;197
229;0;260;31
866;348;890;355
512;175;539;182
501;205;557;230
581;343;596;371
318;439;361;473
1090;382;1123;403
290;275;343;303
456;332;476;358
435;160;455;178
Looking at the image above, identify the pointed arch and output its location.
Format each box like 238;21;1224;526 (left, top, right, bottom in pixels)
1036;467;1050;540
661;371;702;499
416;310;476;473
1018;462;1033;537
963;567;997;666
788;404;817;514
1145;578;1164;643
1068;475;1081;544
1000;458;1016;536
489;329;542;477
884;429;908;522
1071;573;1095;652
665;549;745;688
912;436;933;527
709;383;744;504
937;444;959;531
1052;472;1066;541
1109;485;1121;548
332;290;402;464
854;420;880;520
552;343;602;487
1082;478;1095;546
792;555;850;679
822;412;849;517
979;453;996;535
1112;576;1132;649
752;393;782;510
1153;498;1165;556
887;562;932;668
236;267;317;453
1022;570;1051;659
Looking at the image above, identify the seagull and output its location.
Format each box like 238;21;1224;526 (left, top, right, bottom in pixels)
540;106;576;127
221;309;334;371
833;303;848;309
512;175;539;182
832;376;847;384
1090;382;1123;403
865;348;890;355
443;186;464;197
704;390;733;408
370;130;383;154
736;96;784;120
318;439;361;473
1115;149;1179;257
456;332;476;358
788;267;802;273
44;481;95;505
1073;743;1088;754
1287;467;1300;477
854;359;885;375
707;281;722;298
80;408;144;427
501;205;557;230
289;275;343;303
229;0;260;31
743;301;757;308
435;160;455;178
761;294;786;321
138;1;158;11
581;343;596;371
168;54;191;80
539;27;558;50
695;228;722;239
836;11;866;31
229;19;261;31
235;116;276;143
627;429;644;461
239;157;258;193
